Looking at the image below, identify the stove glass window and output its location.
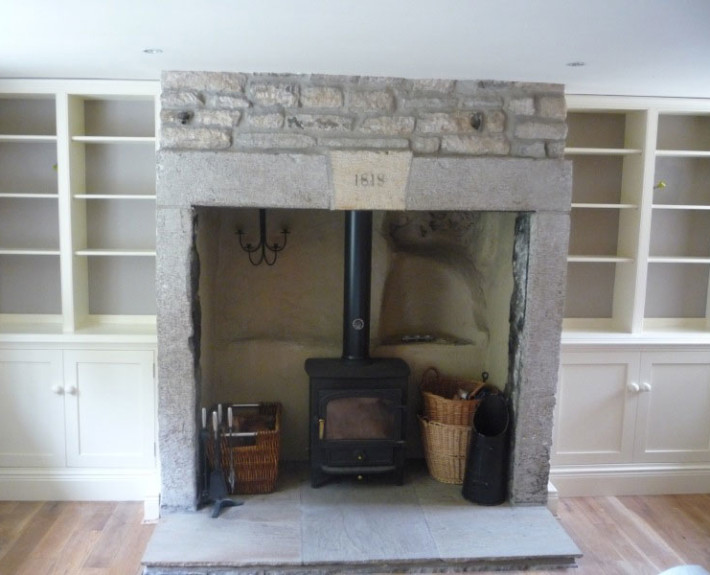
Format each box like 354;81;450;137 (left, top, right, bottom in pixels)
324;396;398;440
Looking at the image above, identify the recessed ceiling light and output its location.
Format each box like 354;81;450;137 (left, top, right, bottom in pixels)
143;48;163;55
566;61;586;67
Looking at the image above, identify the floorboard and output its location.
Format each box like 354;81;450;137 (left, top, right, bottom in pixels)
0;493;708;574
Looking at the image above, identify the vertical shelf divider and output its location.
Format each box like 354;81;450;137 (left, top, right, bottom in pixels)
60;94;90;332
627;110;657;334
611;110;645;333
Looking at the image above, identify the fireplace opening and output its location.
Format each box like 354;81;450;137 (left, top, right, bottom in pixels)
194;207;518;484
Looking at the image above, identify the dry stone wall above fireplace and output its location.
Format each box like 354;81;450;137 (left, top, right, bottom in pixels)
155;71;572;512
159;72;567;158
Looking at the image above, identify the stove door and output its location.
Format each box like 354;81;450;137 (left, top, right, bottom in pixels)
319;389;403;441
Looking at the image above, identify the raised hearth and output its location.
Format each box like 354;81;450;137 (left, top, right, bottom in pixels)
142;463;581;574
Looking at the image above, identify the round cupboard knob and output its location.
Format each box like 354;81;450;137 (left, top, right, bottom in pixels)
628;382;640;393
67;385;78;395
51;385;64;395
641;382;652;392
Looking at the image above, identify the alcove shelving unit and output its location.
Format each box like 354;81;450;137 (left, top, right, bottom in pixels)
0;81;159;338
552;95;710;498
562;96;710;338
0;80;159;514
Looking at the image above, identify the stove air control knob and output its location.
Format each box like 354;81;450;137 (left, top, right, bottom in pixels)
354;450;366;463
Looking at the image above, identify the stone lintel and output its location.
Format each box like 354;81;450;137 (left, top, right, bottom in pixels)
158;151;571;215
406;157;572;213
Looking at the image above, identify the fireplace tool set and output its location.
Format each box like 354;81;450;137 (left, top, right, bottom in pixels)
199;405;248;517
199;402;282;517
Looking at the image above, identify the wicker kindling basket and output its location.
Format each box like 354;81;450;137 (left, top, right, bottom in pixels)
420;367;488;427
418;415;472;484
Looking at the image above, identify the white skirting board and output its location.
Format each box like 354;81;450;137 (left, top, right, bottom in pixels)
0;468;160;521
550;464;710;497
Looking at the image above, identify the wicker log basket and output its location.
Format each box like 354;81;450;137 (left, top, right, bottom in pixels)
419;367;490;484
420;367;488;426
418;416;472;484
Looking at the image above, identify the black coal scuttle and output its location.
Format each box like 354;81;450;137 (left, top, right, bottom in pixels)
305;211;409;487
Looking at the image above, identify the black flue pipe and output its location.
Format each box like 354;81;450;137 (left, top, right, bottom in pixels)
342;210;373;362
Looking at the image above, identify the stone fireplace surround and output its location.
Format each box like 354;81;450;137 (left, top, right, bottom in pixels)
156;71;572;512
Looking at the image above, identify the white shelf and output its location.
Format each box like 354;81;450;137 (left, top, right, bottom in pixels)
565;147;642;156
647;256;710;264
74;194;156;200
656;150;710;158
0;248;60;256
568;255;634;263
572;203;638;209
653;204;710;211
75;249;156;257
72;136;155;144
0;135;57;143
0;193;58;199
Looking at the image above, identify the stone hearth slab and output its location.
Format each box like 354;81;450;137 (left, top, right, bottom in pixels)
142;463;581;574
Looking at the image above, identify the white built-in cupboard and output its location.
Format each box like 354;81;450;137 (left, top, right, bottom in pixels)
551;95;710;496
0;80;158;512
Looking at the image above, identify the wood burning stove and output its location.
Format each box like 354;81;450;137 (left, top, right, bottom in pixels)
305;211;410;487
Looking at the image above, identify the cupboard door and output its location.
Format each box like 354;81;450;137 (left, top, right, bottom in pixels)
63;349;155;468
635;351;710;463
552;352;640;465
0;349;65;467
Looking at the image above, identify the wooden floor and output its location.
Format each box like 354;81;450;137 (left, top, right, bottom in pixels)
0;495;708;575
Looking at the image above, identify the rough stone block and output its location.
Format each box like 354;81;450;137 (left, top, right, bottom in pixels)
508;97;536;116
205;93;251;109
192;109;241;128
515;120;568;140
460;95;504;108
248;82;300;107
317;137;410;150
348;89;395;113
300;86;344;108
358;116;415;135
410;136;441;154
162;71;247;92
454;80;485;95
512;140;547;158
160;126;231;150
232;133;316;150
485;110;506;133
285;114;353;132
399;95;457;111
441;135;510;155
246;111;284;129
417;112;480;134
410;78;456;93
161;90;204;109
537;95;567;119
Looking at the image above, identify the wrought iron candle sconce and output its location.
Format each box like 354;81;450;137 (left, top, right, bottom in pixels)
236;209;289;266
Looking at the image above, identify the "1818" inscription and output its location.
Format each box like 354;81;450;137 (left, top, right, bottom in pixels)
354;172;386;187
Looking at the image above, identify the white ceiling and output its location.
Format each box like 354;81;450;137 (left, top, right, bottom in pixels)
3;0;710;98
